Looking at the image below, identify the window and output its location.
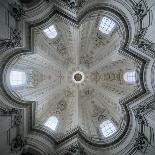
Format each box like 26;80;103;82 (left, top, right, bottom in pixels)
99;17;116;34
10;71;26;86
44;116;58;131
43;25;57;39
100;120;117;137
123;71;136;83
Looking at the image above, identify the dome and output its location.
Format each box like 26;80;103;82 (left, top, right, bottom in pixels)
4;13;141;143
1;0;154;154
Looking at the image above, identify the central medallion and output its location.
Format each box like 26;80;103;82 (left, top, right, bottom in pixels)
72;71;85;84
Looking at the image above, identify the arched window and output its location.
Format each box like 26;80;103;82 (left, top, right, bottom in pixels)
10;70;26;86
100;120;117;137
43;25;57;39
99;17;116;34
123;71;136;83
44;116;58;131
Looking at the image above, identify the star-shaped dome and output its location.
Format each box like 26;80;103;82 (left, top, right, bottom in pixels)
4;12;142;145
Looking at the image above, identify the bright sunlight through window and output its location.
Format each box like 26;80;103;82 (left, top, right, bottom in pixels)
44;116;58;131
10;71;26;86
100;120;117;137
43;25;57;39
99;17;116;34
123;71;136;83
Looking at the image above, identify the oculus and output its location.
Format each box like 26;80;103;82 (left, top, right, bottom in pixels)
74;73;82;81
72;71;85;84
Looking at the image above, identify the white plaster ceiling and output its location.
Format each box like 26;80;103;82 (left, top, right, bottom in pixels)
8;14;140;140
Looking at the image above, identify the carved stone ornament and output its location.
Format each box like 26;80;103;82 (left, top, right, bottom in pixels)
80;53;93;67
63;0;85;10
133;1;147;21
11;135;25;152
9;3;25;21
0;28;21;50
12;112;22;127
137;39;153;51
3;108;19;115
56;99;67;114
134;133;148;153
66;0;78;9
27;70;44;87
3;108;22;127
135;28;148;42
134;27;154;51
64;143;87;155
92;104;107;120
133;105;149;125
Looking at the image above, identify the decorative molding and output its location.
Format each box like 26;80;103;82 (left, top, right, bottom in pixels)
133;27;155;56
64;143;87;155
9;3;25;22
0;28;21;51
134;132;148;154
56;99;67;114
133;95;155;126
11;135;25;153
133;0;148;22
62;0;86;10
3;108;22;127
66;0;78;9
133;105;149;126
132;94;155;154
